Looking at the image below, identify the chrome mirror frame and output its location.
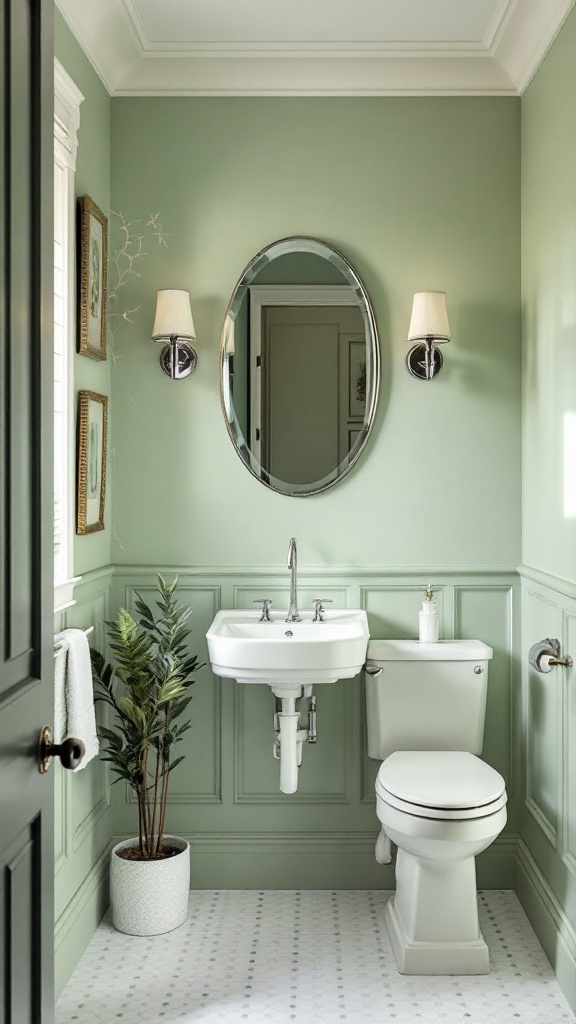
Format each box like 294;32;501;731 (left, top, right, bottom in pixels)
219;236;380;497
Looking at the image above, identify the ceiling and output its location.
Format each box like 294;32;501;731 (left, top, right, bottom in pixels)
55;0;574;96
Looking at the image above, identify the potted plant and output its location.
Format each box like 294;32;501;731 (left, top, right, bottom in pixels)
91;574;203;935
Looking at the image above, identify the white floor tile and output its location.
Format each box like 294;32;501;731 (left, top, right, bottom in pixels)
56;890;576;1024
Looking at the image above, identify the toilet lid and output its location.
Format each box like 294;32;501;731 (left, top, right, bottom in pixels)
376;751;505;810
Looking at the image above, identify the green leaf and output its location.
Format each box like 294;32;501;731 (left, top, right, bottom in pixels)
89;574;201;852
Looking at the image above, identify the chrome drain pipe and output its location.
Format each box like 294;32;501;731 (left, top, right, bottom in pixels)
272;690;318;792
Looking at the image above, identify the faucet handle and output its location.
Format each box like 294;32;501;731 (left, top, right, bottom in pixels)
253;599;272;622
312;598;333;622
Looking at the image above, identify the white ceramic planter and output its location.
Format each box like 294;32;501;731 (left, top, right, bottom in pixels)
110;836;190;936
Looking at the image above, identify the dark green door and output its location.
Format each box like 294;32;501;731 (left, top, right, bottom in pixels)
0;0;55;1020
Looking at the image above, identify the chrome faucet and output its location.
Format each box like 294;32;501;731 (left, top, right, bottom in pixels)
286;537;301;622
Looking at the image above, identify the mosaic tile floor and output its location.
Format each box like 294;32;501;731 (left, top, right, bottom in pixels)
56;890;576;1024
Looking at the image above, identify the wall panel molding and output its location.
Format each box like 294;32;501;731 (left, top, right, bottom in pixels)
563;609;576;873
525;797;557;848
54;844;111;1000
516;838;576;1012
233;679;354;805
455;583;516;790
518;570;576;1013
108;567;518;889
121;581;223;805
519;563;576;599
54;570;113;997
73;793;110;851
522;585;563;850
110;829;516;890
114;563;520;579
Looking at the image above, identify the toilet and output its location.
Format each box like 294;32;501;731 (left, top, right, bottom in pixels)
365;639;507;976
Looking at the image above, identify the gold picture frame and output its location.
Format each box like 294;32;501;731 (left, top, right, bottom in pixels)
78;195;108;359
76;391;108;534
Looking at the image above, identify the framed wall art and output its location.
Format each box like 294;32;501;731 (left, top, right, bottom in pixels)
76;390;108;534
78;195;108;359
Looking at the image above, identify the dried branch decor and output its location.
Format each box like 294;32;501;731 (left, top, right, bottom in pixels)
107;211;168;359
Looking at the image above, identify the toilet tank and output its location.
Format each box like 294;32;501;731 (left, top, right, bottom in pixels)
365;639;493;760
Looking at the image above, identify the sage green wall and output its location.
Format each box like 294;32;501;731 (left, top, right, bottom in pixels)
54;16;113;998
55;8;113;577
110;97;521;570
521;9;576;582
106;97;522;895
519;7;576;1010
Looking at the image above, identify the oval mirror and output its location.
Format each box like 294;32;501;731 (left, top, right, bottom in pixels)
220;237;380;497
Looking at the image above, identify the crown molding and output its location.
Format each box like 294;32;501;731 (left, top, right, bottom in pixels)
56;0;138;94
55;0;574;97
490;0;575;93
54;58;84;166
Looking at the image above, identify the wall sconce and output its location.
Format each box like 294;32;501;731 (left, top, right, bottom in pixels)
406;291;451;380
151;289;198;380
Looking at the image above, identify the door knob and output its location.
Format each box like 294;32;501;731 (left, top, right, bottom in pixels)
38;725;85;773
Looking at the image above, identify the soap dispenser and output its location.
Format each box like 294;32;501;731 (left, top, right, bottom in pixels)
419;582;439;643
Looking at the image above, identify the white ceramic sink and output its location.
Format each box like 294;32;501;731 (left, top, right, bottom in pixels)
206;609;369;687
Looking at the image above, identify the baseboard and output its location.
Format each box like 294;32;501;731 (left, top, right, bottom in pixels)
111;830;517;891
54;844;111;1001
515;838;576;1013
477;832;518;888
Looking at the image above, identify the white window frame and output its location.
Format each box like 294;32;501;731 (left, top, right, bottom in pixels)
54;59;83;613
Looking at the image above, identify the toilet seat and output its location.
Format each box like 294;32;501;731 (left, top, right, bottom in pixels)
376;751;506;821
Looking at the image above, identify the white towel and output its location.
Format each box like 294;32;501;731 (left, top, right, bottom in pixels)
54;628;99;771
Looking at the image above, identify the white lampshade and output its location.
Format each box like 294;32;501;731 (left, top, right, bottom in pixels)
407;291;451;343
152;289;196;341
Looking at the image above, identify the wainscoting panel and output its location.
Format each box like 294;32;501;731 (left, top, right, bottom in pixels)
234;679;353;804
565;609;576;874
110;567;519;890
517;567;576;987
454;585;514;789
233;583;350;618
523;583;563;846
54;567;113;1000
361;583;448;640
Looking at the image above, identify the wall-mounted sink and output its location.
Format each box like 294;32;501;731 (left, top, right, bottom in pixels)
206;606;369;795
206;609;369;693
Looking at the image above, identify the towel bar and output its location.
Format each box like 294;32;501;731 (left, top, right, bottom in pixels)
54;625;94;657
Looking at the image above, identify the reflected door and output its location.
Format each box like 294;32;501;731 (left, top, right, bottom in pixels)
260;305;364;485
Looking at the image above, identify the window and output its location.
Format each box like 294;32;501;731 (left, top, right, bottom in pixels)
54;60;83;612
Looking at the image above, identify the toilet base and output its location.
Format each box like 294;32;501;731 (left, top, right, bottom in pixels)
385;896;489;975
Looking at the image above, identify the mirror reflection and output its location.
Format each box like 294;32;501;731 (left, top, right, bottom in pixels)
220;237;380;496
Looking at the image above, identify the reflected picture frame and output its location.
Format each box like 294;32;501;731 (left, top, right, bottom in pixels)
78;195;108;359
76;390;108;534
348;339;367;420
